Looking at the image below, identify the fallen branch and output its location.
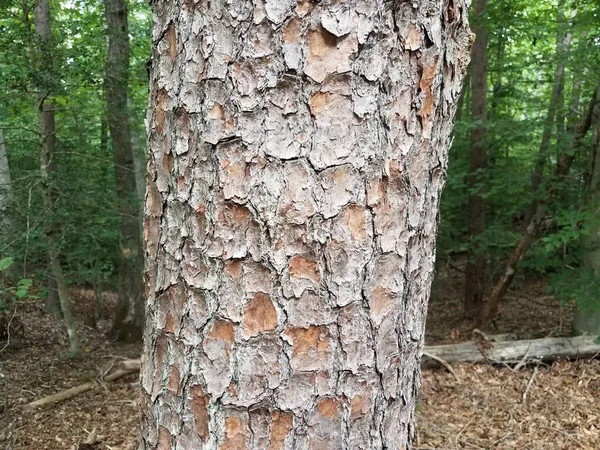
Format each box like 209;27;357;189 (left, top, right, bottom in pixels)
522;366;538;403
24;359;140;410
423;335;600;366
422;351;460;382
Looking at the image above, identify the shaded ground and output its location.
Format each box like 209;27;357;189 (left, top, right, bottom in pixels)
0;276;596;450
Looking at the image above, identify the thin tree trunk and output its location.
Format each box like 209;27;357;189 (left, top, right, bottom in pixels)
481;83;600;329
35;0;80;356
530;0;572;194
140;2;472;448
464;0;488;318
0;128;12;233
128;96;146;207
574;102;600;335
104;0;144;341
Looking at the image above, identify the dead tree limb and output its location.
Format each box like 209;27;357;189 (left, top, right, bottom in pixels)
423;335;600;366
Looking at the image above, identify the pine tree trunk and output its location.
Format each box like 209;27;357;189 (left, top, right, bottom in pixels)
35;0;80;356
104;0;144;341
141;2;472;448
464;0;488;318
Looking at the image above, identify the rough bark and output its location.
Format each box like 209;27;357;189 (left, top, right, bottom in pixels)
481;83;600;329
141;2;472;449
464;0;488;318
574;101;600;335
35;0;81;356
104;0;144;341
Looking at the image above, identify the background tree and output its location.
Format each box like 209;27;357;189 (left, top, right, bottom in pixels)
465;0;488;318
35;0;80;356
104;0;144;341
140;0;472;448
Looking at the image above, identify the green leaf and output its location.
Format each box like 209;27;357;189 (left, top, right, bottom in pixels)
0;257;14;271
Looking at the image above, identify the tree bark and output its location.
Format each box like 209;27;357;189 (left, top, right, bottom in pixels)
35;0;81;356
104;0;144;341
141;2;472;449
464;0;488;318
481;82;600;329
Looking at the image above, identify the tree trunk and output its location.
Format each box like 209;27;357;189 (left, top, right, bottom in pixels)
0;127;13;234
574;100;600;335
104;0;144;341
464;0;488;318
530;0;572;195
128;95;146;211
35;0;81;356
140;2;472;449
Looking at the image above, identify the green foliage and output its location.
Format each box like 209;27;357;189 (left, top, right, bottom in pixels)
0;0;150;289
0;257;33;311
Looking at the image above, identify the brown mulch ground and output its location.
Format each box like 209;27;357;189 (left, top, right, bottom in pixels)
0;275;598;450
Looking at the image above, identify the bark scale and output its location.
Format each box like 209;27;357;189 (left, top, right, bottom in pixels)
141;1;472;449
35;0;81;356
104;0;145;341
464;0;488;318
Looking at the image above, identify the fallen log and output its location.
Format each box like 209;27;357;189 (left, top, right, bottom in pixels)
24;359;140;410
423;335;600;365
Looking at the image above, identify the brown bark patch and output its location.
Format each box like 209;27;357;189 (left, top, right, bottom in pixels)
282;17;302;44
343;205;367;241
289;256;321;284
163;283;185;333
305;27;357;83
225;259;243;278
158;426;172;450
221;415;250;450
269;411;293;449
309;91;332;117
317;397;341;419
371;286;395;317
350;394;367;420
146;179;162;217
190;385;209;441
296;0;312;17
219;202;253;224
152;332;168;399
155;88;168;136
208;103;225;120
208;320;235;345
418;55;439;125
167;364;181;395
285;326;331;358
163;152;174;173
167;24;176;61
243;293;278;338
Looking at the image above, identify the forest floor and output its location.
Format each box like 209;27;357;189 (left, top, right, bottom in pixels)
1;272;599;450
